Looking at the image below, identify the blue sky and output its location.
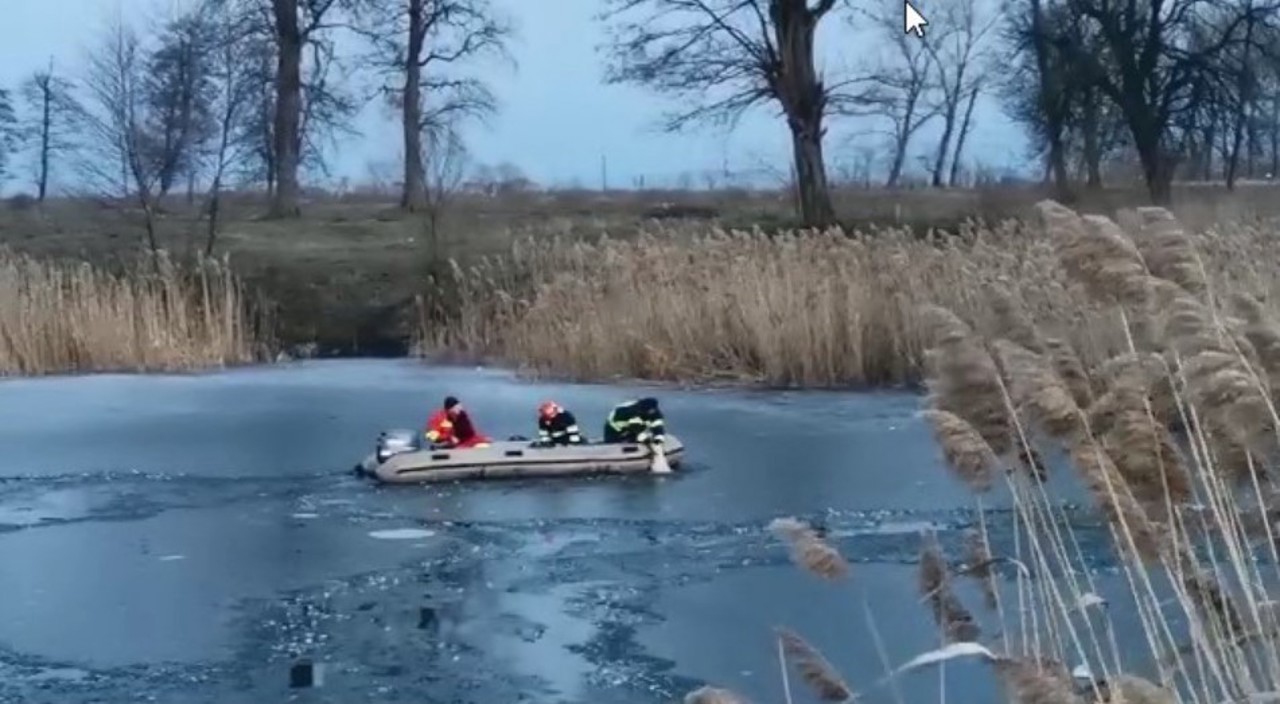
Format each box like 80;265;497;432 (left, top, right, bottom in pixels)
0;0;1030;192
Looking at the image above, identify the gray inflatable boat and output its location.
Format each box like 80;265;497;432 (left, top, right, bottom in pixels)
357;429;686;484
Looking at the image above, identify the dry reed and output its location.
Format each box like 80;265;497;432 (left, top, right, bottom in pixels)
412;209;1280;388
768;516;851;580
683;686;751;704
777;627;857;702
921;409;1000;493
905;201;1280;703
919;531;982;643
992;658;1083;704
716;202;1280;704
0;248;269;375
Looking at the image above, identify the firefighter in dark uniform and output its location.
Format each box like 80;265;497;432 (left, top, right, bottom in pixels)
535;401;585;446
603;397;665;444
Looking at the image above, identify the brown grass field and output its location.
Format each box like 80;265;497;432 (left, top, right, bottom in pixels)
702;200;1280;704
2;181;1279;379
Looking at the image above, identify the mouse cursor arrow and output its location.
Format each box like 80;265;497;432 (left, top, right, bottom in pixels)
904;0;928;37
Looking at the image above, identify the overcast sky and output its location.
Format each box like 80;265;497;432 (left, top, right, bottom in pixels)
0;0;1031;192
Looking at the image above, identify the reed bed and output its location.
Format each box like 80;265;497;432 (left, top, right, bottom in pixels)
413;216;1280;388
693;202;1280;703
0;249;271;376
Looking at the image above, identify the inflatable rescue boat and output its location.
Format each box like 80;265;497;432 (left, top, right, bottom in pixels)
357;429;685;484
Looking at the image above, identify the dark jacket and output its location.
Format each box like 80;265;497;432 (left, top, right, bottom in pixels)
538;410;584;445
604;397;665;442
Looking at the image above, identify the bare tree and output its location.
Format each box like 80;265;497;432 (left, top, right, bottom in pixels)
217;0;356;209
1259;62;1280;179
19;62;80;201
1072;81;1128;187
0;89;17;186
601;0;850;226
296;36;360;180
143;12;218;199
1002;0;1139;195
352;0;508;211
922;0;998;188
235;23;279;195
202;1;260;255
420;124;469;261
1220;6;1266;188
948;82;983;186
1051;0;1278;202
850;2;938;186
1000;0;1073;196
852;143;877;186
77;16;166;256
267;0;348;217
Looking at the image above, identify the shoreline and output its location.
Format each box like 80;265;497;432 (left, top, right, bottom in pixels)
9;193;1276;392
0;352;928;394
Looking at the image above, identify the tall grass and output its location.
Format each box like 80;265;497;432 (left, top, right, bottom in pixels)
413;216;1280;388
694;203;1280;704
0;249;271;375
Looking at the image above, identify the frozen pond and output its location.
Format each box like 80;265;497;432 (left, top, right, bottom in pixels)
0;359;1120;703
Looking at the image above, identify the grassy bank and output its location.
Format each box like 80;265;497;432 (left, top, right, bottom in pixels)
0;249;270;375
696;202;1280;703
414;211;1280;388
5;183;1280;360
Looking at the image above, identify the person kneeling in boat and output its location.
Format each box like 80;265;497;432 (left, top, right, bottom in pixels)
424;396;492;449
603;397;665;445
533;401;585;447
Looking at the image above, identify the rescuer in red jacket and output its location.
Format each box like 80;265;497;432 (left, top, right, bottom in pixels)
424;396;491;449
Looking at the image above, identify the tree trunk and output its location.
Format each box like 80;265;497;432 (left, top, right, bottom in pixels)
159;162;175;197
771;0;835;227
790;123;834;226
270;0;303;218
37;82;50;202
1227;88;1253;189
1247;113;1260;178
931;99;958;187
948;84;980;187
1220;124;1232;181
263;118;277;198
1028;0;1069;200
1227;117;1245;189
1271;91;1279;178
1228;16;1255;189
1202;125;1215;180
1082;134;1102;188
1043;128;1069;198
887;140;908;187
1080;88;1102;188
886;89;923;187
1134;131;1173;204
206;175;224;257
401;0;427;211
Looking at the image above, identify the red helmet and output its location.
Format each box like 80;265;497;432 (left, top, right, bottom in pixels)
538;401;560;419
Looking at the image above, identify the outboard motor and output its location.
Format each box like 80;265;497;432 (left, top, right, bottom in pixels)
376;429;420;464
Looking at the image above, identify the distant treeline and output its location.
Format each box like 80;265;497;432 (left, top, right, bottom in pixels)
0;0;1278;235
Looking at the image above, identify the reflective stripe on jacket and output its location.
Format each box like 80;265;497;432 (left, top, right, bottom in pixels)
607;400;665;438
426;409;488;447
539;410;583;444
424;410;455;444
